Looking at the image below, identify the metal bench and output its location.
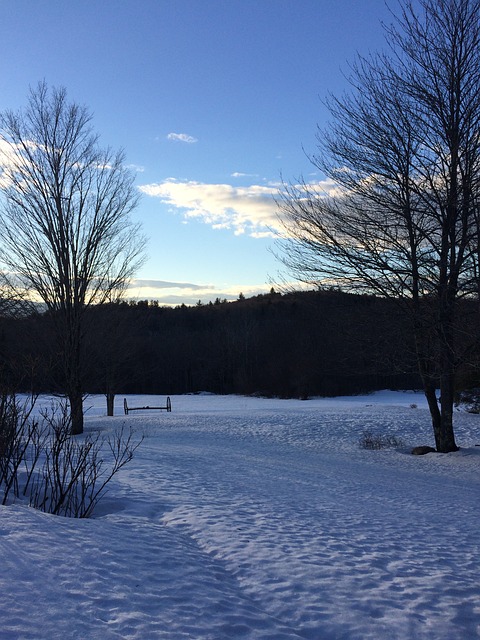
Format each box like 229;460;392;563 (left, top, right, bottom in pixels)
124;396;172;415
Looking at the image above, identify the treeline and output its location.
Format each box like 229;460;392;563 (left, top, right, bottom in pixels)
0;289;427;400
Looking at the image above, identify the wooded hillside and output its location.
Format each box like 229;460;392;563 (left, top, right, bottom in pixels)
0;289;427;399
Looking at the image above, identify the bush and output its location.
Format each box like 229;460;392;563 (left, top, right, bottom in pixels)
0;393;42;505
0;394;142;517
359;430;405;450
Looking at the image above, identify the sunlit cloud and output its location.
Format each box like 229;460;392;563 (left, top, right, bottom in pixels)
139;179;281;237
309;177;345;198
139;178;341;238
0;138;21;188
166;132;198;144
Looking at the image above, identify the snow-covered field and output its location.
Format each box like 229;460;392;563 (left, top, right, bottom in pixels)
1;391;479;639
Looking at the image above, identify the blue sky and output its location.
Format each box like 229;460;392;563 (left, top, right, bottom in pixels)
1;0;394;305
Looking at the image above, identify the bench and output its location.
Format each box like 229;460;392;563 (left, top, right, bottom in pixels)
124;397;172;415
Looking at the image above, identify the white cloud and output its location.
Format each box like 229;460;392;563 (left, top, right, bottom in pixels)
0;138;21;188
231;171;259;178
126;163;145;173
139;177;340;238
139;179;282;237
166;132;198;144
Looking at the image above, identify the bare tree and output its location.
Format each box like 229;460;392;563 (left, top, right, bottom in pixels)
278;0;480;452
0;83;146;434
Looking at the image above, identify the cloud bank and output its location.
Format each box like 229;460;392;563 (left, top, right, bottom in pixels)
139;177;342;238
139;179;281;237
126;278;272;306
132;279;206;291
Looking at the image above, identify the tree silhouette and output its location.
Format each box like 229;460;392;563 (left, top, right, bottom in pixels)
0;83;145;433
278;0;480;451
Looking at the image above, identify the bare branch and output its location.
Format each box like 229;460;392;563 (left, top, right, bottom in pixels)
277;0;480;452
0;83;147;433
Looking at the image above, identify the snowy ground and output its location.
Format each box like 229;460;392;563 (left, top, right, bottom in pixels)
1;391;479;639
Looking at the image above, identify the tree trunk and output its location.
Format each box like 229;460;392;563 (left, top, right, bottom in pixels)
414;313;444;452
69;389;84;435
106;392;115;417
64;311;85;435
419;324;459;452
434;292;459;453
423;381;440;437
436;372;459;453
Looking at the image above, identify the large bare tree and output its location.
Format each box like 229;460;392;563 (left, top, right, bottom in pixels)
0;83;145;434
278;0;480;452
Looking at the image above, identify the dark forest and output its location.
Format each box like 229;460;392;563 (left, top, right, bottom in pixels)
0;289;430;400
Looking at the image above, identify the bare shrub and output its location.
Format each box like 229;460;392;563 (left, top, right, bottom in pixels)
359;430;405;450
0;396;142;517
0;393;39;504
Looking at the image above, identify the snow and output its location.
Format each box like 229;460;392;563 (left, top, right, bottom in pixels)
1;391;479;639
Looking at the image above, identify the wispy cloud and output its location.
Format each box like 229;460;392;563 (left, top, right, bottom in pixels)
166;132;198;144
139;179;281;237
132;279;206;291
231;172;259;178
